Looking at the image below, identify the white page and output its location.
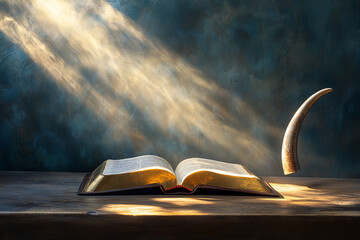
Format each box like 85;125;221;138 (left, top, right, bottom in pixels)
102;155;174;175
175;158;256;185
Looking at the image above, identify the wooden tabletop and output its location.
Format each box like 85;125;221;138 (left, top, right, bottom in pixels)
1;171;360;239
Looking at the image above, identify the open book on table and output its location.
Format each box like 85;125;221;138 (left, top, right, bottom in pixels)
77;155;280;196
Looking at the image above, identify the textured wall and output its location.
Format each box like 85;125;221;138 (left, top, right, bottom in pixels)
0;0;359;177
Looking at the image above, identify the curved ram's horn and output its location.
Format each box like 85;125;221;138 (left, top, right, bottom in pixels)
282;88;333;175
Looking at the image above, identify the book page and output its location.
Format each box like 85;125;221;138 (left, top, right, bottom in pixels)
102;155;175;176
175;158;256;185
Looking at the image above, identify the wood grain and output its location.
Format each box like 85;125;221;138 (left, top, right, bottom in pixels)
0;171;359;239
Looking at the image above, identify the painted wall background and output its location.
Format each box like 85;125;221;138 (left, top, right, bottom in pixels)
0;0;359;177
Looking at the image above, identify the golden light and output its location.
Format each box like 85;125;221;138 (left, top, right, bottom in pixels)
152;197;216;206
98;197;216;216
99;203;203;216
96;180;360;216
263;181;360;207
0;0;283;172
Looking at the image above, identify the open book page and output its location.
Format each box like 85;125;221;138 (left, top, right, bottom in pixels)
102;155;175;175
79;156;279;195
85;155;176;192
175;158;256;185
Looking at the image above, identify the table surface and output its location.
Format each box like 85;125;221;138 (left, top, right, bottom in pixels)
1;171;360;239
1;171;360;216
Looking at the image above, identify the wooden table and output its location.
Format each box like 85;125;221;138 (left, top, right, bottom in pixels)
1;171;359;239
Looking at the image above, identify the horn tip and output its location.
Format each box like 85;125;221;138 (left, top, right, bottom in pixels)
321;88;333;94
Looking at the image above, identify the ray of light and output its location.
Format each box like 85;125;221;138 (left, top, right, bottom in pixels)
0;13;145;143
0;0;282;172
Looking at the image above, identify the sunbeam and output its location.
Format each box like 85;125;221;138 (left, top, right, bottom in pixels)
0;0;282;174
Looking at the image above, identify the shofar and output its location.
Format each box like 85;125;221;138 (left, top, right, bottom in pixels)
282;88;333;175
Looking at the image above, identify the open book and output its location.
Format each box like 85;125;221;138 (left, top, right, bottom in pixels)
77;155;280;196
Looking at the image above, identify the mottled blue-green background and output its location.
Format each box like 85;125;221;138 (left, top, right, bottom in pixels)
0;0;359;177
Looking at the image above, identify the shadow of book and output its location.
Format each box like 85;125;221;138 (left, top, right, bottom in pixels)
79;184;281;196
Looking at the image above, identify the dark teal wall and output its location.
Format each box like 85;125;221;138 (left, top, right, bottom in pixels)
0;0;359;177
